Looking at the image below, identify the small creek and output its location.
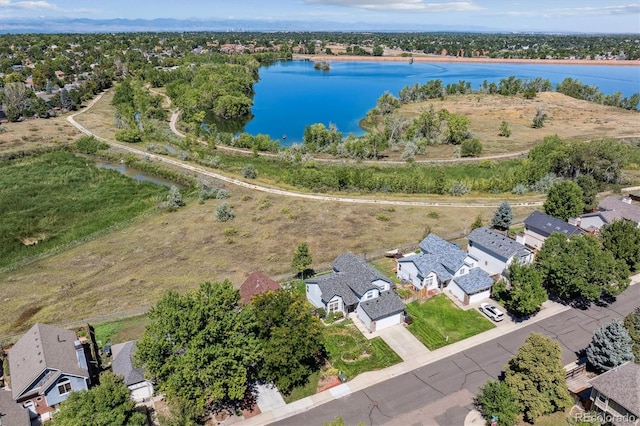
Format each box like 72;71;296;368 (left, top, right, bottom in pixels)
95;161;180;188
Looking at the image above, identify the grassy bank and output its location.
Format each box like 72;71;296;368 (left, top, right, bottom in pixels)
0;151;167;269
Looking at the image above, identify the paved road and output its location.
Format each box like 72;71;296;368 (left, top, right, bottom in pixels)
277;285;640;426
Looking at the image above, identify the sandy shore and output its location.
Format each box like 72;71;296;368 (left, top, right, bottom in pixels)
305;54;640;67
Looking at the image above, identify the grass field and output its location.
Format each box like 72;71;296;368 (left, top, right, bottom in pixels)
93;314;150;347
406;294;495;349
0;151;166;269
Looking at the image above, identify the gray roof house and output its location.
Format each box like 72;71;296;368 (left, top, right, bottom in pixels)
519;210;583;250
575;196;640;232
111;341;154;402
306;253;405;332
446;267;495;305
0;389;30;426
398;233;478;291
8;323;91;421
589;361;640;426
467;227;533;276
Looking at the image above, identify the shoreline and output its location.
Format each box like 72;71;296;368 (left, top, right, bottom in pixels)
305;54;640;67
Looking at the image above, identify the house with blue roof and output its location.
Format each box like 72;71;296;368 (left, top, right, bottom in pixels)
306;253;405;332
517;210;583;250
397;234;478;292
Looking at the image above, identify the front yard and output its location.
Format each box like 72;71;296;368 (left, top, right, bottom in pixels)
405;294;495;350
284;319;402;403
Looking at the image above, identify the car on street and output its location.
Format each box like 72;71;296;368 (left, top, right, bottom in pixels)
479;303;504;322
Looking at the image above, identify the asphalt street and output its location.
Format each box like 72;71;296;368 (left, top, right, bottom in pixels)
277;285;640;426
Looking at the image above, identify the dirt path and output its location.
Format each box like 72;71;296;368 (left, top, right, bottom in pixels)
68;93;543;208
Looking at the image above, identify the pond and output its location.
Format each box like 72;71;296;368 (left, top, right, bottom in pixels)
235;60;640;145
96;162;179;188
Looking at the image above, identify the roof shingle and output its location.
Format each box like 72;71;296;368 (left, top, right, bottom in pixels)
451;268;494;295
468;227;531;260
358;291;405;321
589;361;640;418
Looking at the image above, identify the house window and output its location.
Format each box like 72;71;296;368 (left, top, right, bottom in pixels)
327;300;340;313
366;291;376;300
398;264;402;271
424;275;434;288
57;378;72;395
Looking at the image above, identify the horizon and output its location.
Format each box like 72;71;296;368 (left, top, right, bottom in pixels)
0;1;638;34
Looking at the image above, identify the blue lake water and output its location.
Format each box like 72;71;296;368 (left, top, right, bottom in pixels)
242;60;640;145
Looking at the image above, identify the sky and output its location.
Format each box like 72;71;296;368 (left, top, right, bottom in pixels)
0;0;639;33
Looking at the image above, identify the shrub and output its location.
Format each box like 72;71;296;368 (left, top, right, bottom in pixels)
498;121;512;137
201;155;221;168
532;107;547;128
242;164;257;179
375;213;391;221
449;182;469;196
460;138;482;157
511;183;528;195
166;186;185;211
215;202;235;222
115;128;143;143
216;189;230;199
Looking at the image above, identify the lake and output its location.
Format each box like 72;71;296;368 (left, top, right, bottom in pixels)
240;60;640;145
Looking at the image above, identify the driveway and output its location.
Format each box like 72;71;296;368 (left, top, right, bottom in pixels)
376;324;430;361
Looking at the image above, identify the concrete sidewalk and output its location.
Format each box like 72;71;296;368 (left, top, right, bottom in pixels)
239;299;571;426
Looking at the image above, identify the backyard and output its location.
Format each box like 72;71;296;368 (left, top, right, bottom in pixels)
406;294;495;349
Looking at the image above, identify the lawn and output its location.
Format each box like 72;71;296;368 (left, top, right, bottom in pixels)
323;320;402;380
406;294;495;350
93;314;150;347
282;371;320;404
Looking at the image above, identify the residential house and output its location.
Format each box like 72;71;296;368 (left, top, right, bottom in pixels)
397;233;478;291
573;196;640;232
8;323;93;422
447;268;496;305
111;341;153;403
517;210;583;250
0;389;30;426
467;227;533;276
589;361;640;426
240;271;281;305
306;253;405;332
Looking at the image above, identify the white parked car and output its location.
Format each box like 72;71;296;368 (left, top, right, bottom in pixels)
479;303;504;322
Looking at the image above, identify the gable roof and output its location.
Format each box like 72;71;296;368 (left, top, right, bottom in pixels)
240;271;281;304
398;253;454;282
598;196;640;224
306;253;390;305
451;268;494;295
589;361;640;417
419;234;468;272
358;290;405;321
525;210;582;238
111;341;147;387
468;227;531;260
8;323;89;400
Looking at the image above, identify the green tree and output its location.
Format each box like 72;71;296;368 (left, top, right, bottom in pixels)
135;281;259;415
432;167;447;195
444;113;471;145
476;380;519;426
536;234;629;302
575;174;599;212
504;333;573;423
600;219;640;272
498;121;511;137
503;261;547;317
471;214;483;231
52;372;146;426
292;242;313;278
252;289;325;395
491;201;513;231
586;319;635;372
623;307;640;362
543;180;585;221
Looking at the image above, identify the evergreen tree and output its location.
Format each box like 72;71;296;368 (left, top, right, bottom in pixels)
586;319;635;372
60;87;75;111
504;333;573;423
476;380;519;426
471;214;483;231
491;201;513;231
292;242;313;278
623;307;640;362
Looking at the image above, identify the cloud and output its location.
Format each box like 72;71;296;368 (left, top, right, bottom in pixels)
0;0;58;10
305;0;483;13
545;3;640;17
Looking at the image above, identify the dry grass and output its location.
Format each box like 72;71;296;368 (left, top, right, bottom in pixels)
0;181;537;336
0;114;81;154
396;92;640;159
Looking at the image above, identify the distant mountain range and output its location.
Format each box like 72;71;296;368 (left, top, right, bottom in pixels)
0;17;501;34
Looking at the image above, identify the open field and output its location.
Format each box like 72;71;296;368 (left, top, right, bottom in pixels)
0;113;81;155
0;174;537;337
